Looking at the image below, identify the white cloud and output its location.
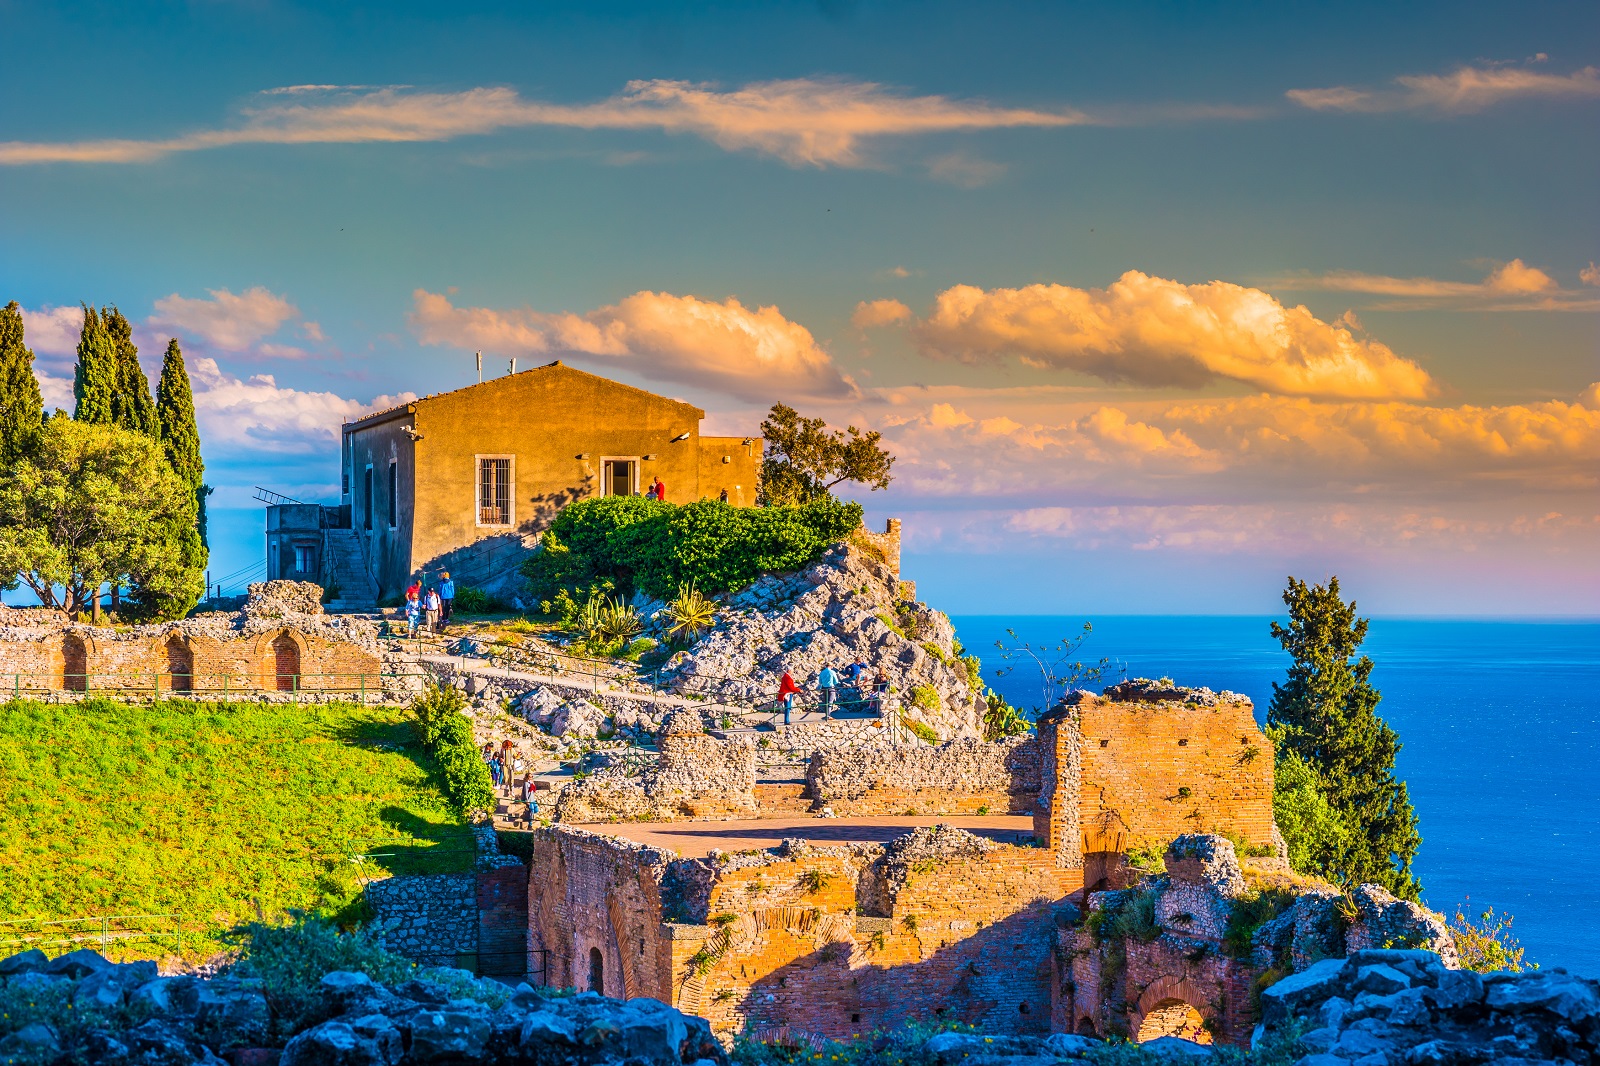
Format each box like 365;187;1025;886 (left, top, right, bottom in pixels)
909;271;1436;399
17;304;84;357
1289;62;1600;114
149;287;301;350
189;357;414;456
851;298;913;328
0;78;1085;169
408;288;853;402
1272;258;1600;311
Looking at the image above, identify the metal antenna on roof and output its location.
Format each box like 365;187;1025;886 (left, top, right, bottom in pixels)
476;351;482;382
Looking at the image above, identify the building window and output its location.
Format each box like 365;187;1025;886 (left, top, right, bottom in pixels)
294;545;315;575
388;461;398;528
478;457;512;526
363;466;373;531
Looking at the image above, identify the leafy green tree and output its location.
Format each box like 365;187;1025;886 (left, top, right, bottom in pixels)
105;307;158;436
1268;576;1422;899
156;338;212;548
72;304;117;424
1269;739;1354;878
0;418;204;618
758;403;894;505
0;301;45;464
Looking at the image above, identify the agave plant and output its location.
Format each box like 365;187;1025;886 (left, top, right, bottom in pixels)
666;582;718;644
582;594;642;645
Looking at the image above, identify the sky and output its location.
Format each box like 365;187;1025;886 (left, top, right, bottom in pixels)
2;0;1596;616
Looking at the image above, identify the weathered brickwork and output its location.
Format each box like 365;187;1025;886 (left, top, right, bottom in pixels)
805;737;1040;816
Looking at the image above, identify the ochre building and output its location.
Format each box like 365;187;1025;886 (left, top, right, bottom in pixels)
338;362;762;598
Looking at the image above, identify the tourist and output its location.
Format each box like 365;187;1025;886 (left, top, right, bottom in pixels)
438;571;455;627
816;663;839;715
512;752;527;791
406;578;422;602
718;488;728;503
423;586;442;634
523;780;539;828
501;739;515;792
652;476;666;501
404;590;422;638
776;670;800;725
871;668;890;715
489;752;503;789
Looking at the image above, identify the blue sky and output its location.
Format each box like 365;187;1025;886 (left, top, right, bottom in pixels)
3;1;1596;615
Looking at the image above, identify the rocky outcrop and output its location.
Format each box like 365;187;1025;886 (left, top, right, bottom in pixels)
1260;949;1597;1064
657;544;985;740
0;947;725;1066
1252;883;1458;974
554;710;758;823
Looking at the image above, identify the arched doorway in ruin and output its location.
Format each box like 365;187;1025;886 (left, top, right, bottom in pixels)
588;947;604;994
62;634;88;692
272;632;300;692
1135;999;1212;1045
166;635;193;693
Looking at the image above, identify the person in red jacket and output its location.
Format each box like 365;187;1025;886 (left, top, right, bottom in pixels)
776;671;800;725
652;476;666;502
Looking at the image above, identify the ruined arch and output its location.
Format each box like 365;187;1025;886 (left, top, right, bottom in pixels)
164;634;194;693
254;629;308;692
588;947;604;994
1133;977;1216;1046
62;633;91;692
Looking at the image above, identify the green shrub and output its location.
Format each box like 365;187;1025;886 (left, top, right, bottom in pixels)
1448;900;1535;972
899;715;940;744
1223;887;1296;959
909;684;940;712
231;915;414;1038
520;496;862;601
410;684;494;817
982;692;1030;740
451;586;502;613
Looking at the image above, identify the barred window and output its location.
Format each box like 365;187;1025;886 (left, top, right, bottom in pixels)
478;458;511;526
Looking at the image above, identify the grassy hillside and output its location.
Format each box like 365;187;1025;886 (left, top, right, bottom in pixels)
0;698;473;959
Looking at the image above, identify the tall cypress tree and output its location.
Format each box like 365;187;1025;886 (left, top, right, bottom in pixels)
156;338;211;549
105;306;157;437
0;302;45;463
73;304;117;424
1268;576;1422;900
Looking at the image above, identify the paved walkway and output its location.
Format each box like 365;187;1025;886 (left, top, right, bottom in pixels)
570;815;1036;856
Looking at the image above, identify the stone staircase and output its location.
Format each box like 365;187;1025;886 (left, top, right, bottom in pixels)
322;528;379;611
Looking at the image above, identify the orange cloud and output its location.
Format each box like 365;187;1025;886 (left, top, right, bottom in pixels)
408;289;852;401
1272;258;1599;311
149;286;302;350
0;79;1084;169
910;271;1436;399
1289;62;1600;113
851;299;913;328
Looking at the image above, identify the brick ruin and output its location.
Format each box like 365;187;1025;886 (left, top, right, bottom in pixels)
0;581;387;697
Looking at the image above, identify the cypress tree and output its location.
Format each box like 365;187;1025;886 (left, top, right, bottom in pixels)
156;338;211;549
0;301;45;463
105;306;157;436
1268;576;1422;900
73;304;117;424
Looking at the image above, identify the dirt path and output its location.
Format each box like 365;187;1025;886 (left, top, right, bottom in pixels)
568;815;1036;856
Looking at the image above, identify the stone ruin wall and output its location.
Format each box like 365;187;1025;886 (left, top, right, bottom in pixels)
0;582;383;696
805;736;1041;816
364;873;479;969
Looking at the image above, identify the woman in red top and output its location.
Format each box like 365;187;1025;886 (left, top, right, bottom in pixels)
776;671;800;724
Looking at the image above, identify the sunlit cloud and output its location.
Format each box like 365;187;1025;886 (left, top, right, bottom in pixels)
188;357;414;456
0;78;1087;169
1289;61;1600;114
149;287;302;350
852;298;913;328
1272;258;1600;311
408;288;854;402
16;304;84;358
908;271;1436;399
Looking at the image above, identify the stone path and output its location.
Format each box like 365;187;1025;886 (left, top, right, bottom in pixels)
568;815;1037;856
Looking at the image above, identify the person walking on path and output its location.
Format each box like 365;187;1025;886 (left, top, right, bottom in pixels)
501;739;515;793
523;779;539;828
404;590;422;639
438;571;455;627
488;753;503;789
776;670;801;725
652;476;666;502
423;586;442;634
816;663;839;716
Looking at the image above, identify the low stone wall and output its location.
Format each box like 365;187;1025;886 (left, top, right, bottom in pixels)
365;874;478;968
806;736;1041;815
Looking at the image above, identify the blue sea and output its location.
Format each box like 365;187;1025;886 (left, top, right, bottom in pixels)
951;615;1600;975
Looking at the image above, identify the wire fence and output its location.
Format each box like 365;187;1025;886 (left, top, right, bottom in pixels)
0;914;183;960
6;669;431;703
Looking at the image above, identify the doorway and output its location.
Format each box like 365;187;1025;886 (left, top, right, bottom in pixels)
588;947;604;994
166;635;193;693
602;458;637;497
63;635;88;692
273;633;300;692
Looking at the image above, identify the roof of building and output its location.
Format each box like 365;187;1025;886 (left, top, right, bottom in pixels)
343;360;706;433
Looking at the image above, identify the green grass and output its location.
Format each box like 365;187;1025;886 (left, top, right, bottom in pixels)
0;698;473;959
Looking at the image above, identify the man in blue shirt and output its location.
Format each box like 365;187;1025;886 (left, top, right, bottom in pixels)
817;664;839;716
438;571;456;628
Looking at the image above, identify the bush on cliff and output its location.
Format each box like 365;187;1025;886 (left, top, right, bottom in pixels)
231;915;416;1037
411;684;496;817
522;496;863;602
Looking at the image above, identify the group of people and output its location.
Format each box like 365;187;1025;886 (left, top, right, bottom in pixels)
482;739;541;827
773;660;891;723
404;571;455;638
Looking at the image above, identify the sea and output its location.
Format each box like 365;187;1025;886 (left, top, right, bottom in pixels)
950;615;1600;974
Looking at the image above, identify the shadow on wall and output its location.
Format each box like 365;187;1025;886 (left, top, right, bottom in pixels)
720;902;1058;1044
417;488;588;592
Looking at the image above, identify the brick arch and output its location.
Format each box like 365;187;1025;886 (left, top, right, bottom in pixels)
1131;976;1218;1045
160;633;195;693
252;629;309;691
61;630;99;691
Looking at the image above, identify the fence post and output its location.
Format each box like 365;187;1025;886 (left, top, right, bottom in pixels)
101;915;108;952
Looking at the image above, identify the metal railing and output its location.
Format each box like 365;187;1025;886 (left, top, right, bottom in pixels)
0;913;182;960
6;669;432;703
